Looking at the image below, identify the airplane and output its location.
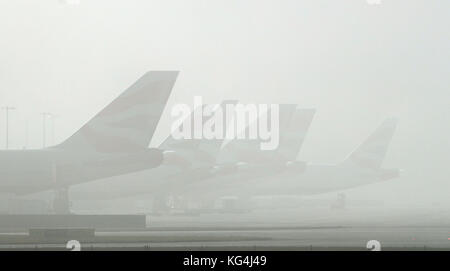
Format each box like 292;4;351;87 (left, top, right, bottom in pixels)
158;106;317;205
68;101;237;204
178;118;400;206
0;71;178;213
213;107;316;173
66;104;314;213
64;104;312;210
161;107;316;209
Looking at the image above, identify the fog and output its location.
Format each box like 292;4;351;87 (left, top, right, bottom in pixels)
0;0;449;216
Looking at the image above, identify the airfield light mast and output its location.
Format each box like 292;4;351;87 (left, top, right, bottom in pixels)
2;106;16;150
41;112;53;148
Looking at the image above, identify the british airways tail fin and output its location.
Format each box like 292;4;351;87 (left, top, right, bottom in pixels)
58;71;178;153
277;108;315;160
342;118;397;169
161;100;238;166
219;104;297;164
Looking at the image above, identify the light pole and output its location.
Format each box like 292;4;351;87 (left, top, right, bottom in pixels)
50;114;58;146
24;121;28;150
2;106;15;150
41;112;52;148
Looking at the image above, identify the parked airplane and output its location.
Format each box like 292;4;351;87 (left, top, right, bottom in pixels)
181;118;399;204
67;104;313;213
214;107;315;171
68;101;237;203
0;71;178;213
65;106;315;215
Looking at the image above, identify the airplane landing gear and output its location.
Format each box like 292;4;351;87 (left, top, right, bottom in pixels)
331;193;346;210
152;195;170;214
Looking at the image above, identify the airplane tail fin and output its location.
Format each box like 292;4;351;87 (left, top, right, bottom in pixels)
194;100;238;161
58;71;178;153
277;108;316;160
342;118;397;170
219;104;297;164
161;100;238;166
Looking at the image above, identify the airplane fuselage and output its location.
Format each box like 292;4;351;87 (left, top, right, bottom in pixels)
0;148;163;195
176;162;399;199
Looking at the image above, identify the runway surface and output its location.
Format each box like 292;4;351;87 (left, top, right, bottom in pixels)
1;206;450;250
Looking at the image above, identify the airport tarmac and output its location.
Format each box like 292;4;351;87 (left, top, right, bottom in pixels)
1;206;450;250
1;225;449;251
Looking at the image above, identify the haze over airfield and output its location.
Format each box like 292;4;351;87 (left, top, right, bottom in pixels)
0;1;448;207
